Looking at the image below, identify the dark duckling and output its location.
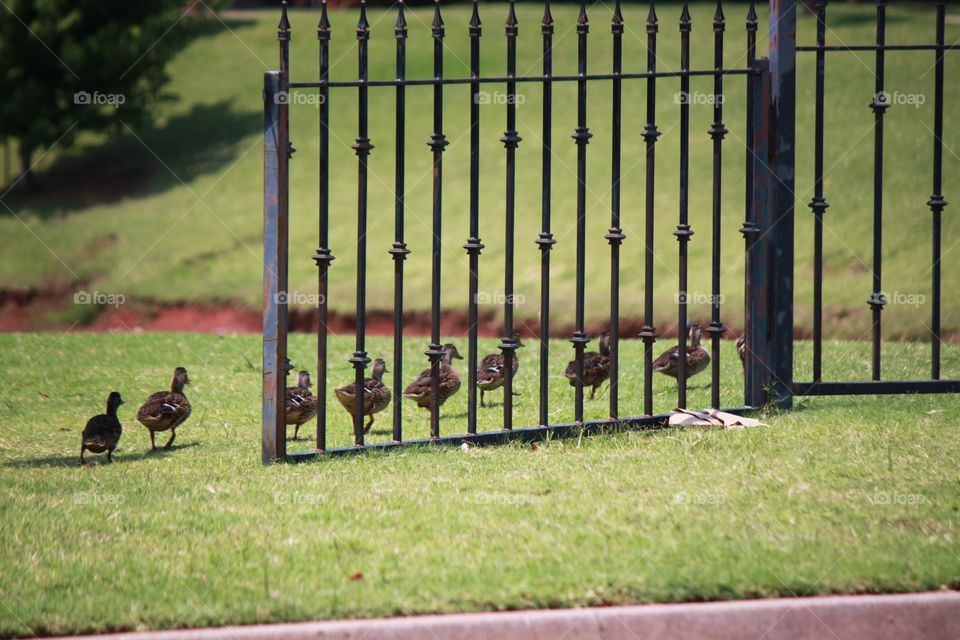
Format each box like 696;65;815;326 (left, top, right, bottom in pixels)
335;359;391;435
653;323;710;381
136;367;192;451
80;391;124;465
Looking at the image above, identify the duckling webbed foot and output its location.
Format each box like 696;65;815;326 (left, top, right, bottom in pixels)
164;430;176;450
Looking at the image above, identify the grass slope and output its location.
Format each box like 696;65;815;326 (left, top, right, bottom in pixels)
1;4;959;338
0;331;958;637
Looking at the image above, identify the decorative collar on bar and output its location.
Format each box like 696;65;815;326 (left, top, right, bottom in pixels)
389;241;411;259
506;0;518;37
501;131;522;149
713;1;725;32
612;0;624;34
463;236;484;254
927;194;947;214
577;0;589;34
396;0;407;38
317;0;330;40
313;247;335;266
357;0;369;40
469;0;481;37
870;92;890;114
542;0;554;34
809;196;829;216
432;0;445;39
708;121;728;141
535;232;556;250
278;1;291;41
680;2;692;32
647;1;658;34
739;221;760;240
572;126;592;144
867;292;887;310
605;228;626;245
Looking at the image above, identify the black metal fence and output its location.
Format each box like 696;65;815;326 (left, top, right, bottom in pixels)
261;0;955;463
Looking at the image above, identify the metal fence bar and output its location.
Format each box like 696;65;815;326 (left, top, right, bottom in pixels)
571;0;591;425
390;1;409;444
351;1;373;447
809;0;827;384
314;1;333;453
675;1;692;409
607;0;625;421
867;0;888;382
536;1;555;428
501;0;521;431
639;1;659;417
706;1;728;410
465;0;483;435
427;0;448;440
929;0;947;380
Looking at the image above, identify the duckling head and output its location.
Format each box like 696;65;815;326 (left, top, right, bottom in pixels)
297;370;312;388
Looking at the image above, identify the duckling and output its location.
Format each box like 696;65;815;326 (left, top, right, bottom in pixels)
477;333;524;408
80;391;124;465
736;335;747;368
136;367;192;451
403;344;464;410
335;359;391;435
564;331;611;399
286;370;318;440
653;323;710;381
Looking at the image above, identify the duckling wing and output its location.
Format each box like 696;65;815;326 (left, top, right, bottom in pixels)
137;391;191;428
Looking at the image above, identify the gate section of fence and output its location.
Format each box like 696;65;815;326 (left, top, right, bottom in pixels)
262;0;786;463
789;0;959;402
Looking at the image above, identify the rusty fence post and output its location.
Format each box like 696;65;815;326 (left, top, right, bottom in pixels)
263;70;289;463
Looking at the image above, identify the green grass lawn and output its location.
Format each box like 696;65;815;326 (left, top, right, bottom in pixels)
2;3;960;338
1;331;959;638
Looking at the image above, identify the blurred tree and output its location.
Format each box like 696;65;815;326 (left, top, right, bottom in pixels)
0;0;223;191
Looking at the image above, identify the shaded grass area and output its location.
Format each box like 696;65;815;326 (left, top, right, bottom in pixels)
1;4;959;338
0;331;958;637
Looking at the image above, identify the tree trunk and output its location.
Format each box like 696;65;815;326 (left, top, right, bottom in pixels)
17;142;34;192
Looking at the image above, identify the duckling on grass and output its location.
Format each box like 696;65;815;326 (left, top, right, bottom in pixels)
335;359;391;435
80;391;124;465
653;323;710;382
403;344;464;410
477;333;524;408
136;367;192;451
564;331;611;399
286;370;318;440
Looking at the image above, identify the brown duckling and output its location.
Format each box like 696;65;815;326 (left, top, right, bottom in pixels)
136;367;192;451
564;331;611;399
736;335;747;368
335;359;391;435
653;323;710;381
80;391;124;465
403;344;464;410
286;370;318;440
477;333;524;408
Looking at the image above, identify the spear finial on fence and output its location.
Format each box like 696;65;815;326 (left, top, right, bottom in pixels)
357;0;369;39
432;0;445;38
680;1;692;32
713;1;725;31
506;0;518;35
647;0;658;33
469;0;481;34
577;0;588;31
612;0;624;31
318;0;330;39
278;0;291;39
746;0;758;32
396;0;407;37
542;0;554;31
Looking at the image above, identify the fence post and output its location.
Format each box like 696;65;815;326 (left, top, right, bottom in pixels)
766;0;796;408
263;70;289;463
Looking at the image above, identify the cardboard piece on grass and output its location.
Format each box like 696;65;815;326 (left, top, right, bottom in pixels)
668;408;767;429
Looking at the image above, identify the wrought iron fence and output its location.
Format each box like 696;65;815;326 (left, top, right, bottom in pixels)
260;0;956;463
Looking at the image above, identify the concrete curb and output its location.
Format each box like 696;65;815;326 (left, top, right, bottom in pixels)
52;591;960;640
